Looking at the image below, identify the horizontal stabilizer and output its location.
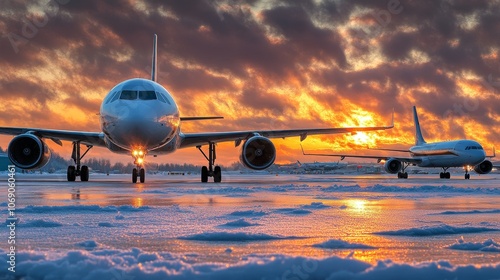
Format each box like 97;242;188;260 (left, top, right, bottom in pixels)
180;116;224;121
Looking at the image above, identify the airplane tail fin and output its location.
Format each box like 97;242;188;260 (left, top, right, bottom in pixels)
413;106;426;146
151;34;158;82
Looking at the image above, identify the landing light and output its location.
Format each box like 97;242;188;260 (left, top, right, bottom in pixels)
137;158;144;164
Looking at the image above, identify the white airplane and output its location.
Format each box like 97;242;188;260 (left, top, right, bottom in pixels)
0;35;393;183
302;106;495;179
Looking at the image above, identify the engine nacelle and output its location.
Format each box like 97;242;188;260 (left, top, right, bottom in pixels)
384;158;402;174
8;134;51;169
474;160;493;174
239;136;276;170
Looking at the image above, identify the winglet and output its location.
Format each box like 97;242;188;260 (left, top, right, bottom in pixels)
151;34;158;82
390;108;395;127
488;147;496;158
413;106;426;146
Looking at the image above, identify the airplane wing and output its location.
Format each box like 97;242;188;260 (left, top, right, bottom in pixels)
300;145;422;164
179;123;393;148
0;127;106;146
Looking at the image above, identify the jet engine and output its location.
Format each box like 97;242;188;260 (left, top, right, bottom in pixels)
384;158;402;174
474;160;493;174
8;134;51;169
240;136;276;170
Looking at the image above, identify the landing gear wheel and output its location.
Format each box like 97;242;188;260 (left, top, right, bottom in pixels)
439;172;444;179
132;168;138;183
214;166;222;183
67;166;76;182
465;174;470;180
201;166;208;183
445;172;451;179
398;172;408;179
80;165;89;182
140;168;145;183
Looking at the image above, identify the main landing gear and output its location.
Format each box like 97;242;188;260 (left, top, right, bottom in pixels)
67;141;93;182
197;142;222;183
397;162;410;179
131;150;146;183
464;166;471;180
439;167;451;179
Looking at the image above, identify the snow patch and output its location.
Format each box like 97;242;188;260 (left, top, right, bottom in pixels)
20;219;63;228
446;237;500;252
313;239;376;249
219;219;259;227
98;222;115;227
274;208;312;215
75;240;100;249
228;210;267;217
432;209;500;215
2;248;500;280
19;205;151;213
322;184;500;194
301;202;332;209
178;232;298;242
375;225;499;236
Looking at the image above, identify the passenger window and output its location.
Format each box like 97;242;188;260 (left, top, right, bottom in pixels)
139;91;157;100
120;90;138;100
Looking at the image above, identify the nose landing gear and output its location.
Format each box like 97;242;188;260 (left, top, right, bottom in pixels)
132;150;146;183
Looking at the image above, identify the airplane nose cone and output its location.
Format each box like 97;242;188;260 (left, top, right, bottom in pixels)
105;103;174;149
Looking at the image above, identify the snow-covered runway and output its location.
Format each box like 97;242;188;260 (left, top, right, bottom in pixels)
2;173;500;279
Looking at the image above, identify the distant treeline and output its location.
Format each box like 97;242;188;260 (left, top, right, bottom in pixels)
1;146;242;173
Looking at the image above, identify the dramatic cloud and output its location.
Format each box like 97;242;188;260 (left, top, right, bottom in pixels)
1;0;499;165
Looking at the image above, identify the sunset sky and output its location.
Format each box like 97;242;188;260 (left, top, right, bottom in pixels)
1;0;499;166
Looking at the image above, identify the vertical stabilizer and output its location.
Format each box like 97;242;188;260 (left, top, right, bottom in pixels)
413;106;426;146
151;34;157;82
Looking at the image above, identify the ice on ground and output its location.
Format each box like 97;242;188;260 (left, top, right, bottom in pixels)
375;224;500;236
432;209;500;215
273;201;331;215
313;239;376;249
19;219;63;228
19;205;152;213
301;202;332;209
115;213;125;220
3;248;499;280
98;222;116;227
218;219;260;228
322;184;500;194
274;208;312;215
446;237;500;252
178;232;299;242
227;210;267;217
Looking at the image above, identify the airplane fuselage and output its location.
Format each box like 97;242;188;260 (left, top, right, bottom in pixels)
100;78;180;155
410;140;486;168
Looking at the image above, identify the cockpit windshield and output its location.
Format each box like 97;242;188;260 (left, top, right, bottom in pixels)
120;90;138;100
465;146;483;150
139;91;157;100
118;90;157;101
